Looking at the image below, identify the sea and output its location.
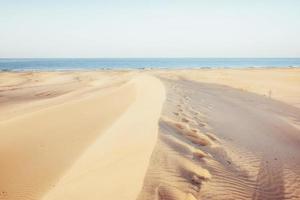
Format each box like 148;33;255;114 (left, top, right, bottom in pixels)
0;58;300;71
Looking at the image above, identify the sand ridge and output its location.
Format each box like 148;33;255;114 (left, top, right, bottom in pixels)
0;73;165;200
42;75;165;200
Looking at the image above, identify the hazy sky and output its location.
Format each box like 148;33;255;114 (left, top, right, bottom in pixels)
1;0;300;58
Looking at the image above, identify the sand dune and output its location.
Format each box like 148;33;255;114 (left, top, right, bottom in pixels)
1;69;300;200
42;75;165;200
0;73;164;200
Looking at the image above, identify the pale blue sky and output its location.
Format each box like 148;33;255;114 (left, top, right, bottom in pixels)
0;0;300;57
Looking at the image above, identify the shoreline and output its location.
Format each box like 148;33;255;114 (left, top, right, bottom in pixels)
1;65;300;72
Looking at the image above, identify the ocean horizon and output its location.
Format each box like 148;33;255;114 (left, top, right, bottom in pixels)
1;58;300;71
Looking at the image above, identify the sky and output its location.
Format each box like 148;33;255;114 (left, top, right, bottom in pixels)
0;0;300;58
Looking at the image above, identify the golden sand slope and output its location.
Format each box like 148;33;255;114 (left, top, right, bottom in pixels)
0;72;165;200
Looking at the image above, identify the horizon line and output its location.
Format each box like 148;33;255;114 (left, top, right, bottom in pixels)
1;57;300;59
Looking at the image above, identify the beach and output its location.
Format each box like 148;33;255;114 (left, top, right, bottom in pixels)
1;68;300;200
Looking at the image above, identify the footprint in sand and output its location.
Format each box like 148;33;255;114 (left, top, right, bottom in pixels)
181;117;190;123
184;96;190;100
155;118;214;200
197;122;206;127
164;118;212;147
0;191;8;198
157;185;197;200
162;134;207;160
193;149;207;160
205;132;219;142
179;159;211;183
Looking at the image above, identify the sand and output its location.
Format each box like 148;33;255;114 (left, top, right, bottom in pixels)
0;71;165;200
154;68;300;108
1;68;300;200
